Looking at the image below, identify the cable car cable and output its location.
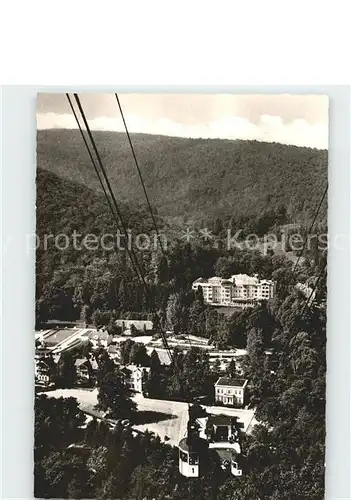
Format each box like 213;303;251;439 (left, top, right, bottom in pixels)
71;94;175;366
65;94;118;222
300;261;327;318
114;94;199;371
291;184;328;278
114;93;167;259
68;95;242;478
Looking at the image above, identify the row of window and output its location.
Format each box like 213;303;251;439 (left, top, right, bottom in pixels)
217;388;242;395
179;450;199;465
217;395;243;403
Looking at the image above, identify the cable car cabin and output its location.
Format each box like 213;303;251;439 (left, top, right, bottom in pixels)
178;409;208;477
231;456;242;476
178;437;200;477
228;447;243;476
179;407;243;478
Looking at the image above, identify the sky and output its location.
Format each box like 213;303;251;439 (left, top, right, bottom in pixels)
37;93;329;149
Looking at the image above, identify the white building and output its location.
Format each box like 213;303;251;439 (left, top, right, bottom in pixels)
192;274;275;308
179;413;243;477
121;365;150;393
215;377;248;406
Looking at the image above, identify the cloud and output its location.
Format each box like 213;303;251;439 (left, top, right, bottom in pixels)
37;111;328;149
37;93;329;125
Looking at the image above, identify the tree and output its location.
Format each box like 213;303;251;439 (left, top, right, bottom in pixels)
215;256;234;278
212;358;221;375
130;323;138;336
215;319;231;349
95;348;115;383
35;395;85;455
227;358;237;378
95;421;110;447
91;309;111;328
57;351;76;388
145;350;165;398
204;308;222;340
228;310;250;348
120;339;135;365
213;217;223;235
189;288;206;337
80;304;91;325
84;417;98;445
96;369;137;419
165;293;182;333
167;347;213;401
130;342;150;367
36;451;92;499
149;349;161;373
157;255;169;284
244;327;270;406
106;318;120;336
246;328;265;376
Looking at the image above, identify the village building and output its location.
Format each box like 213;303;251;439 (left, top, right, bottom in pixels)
179;413;243;477
146;347;172;366
215;377;248;407
35;357;56;387
107;344;120;360
120;365;150;393
81;329;112;349
75;358;95;386
115;319;153;335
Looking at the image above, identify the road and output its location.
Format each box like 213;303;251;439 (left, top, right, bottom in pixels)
42;388;257;447
133;394;189;445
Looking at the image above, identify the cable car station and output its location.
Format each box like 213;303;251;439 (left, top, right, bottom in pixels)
179;405;244;478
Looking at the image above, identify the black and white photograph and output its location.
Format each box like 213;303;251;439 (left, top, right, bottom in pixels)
34;93;328;500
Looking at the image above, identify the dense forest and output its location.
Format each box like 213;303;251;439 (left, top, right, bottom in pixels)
36;168;326;328
37;130;328;226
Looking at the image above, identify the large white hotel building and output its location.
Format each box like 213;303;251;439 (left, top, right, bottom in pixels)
192;274;275;309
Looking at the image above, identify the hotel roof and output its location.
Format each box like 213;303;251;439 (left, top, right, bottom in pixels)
215;377;248;388
193;274;274;287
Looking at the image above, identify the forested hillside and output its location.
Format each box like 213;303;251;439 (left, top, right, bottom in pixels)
35;168;166;323
36;167;326;327
35;131;327;499
37;130;328;226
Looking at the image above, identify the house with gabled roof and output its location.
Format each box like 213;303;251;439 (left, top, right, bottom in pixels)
35;356;56;387
75;358;94;386
120;364;150;393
